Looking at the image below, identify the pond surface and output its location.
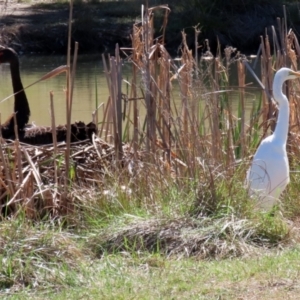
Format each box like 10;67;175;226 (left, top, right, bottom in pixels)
0;53;109;126
0;53;261;128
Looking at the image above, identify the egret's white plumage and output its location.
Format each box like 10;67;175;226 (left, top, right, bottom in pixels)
246;67;300;210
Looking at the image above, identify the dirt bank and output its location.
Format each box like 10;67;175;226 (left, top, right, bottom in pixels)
0;1;297;56
0;0;132;55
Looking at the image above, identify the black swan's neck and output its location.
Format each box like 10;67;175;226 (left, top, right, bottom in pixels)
9;59;30;130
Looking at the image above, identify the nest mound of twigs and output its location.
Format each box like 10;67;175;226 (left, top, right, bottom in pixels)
93;216;291;259
0;136;136;218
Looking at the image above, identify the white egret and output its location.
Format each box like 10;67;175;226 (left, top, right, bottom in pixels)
246;67;300;210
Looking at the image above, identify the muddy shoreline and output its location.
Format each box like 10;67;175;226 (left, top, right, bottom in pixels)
0;1;297;56
0;1;133;55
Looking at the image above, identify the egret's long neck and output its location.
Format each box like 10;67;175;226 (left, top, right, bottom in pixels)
273;80;289;144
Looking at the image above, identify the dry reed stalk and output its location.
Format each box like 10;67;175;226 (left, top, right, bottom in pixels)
64;41;79;178
0;177;9;201
179;31;192;139
23;173;35;219
64;41;79;182
92;103;102;137
0;65;69;106
260;35;274;135
22;147;44;199
71;42;79;107
271;26;281;64
12;138;25;208
62;0;74;214
102;49;123;165
92;111;97;133
287;31;298;70
265;37;274;103
237;60;246;158
284;31;300;159
63;67;71;203
210;58;223;163
50;92;58;199
40;65;69;80
115;44;123;163
283;5;288;40
108;56;115;143
66;0;73;67
158;48;172;166
131;28;139;160
13;113;24;188
276;16;287;65
286;32;299;133
5;170;31;207
142;5;156;154
103;96;112;142
109;53;119;161
101;54;114;143
194;24;201;74
292;30;300;58
221;49;236;167
281;12;289;99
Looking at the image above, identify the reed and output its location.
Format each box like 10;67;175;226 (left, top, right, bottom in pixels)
63;0;74;212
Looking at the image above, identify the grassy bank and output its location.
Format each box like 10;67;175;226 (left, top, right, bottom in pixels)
1;214;300;299
0;169;299;298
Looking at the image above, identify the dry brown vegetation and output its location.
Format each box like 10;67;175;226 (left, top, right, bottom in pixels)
0;3;298;256
1;4;300;219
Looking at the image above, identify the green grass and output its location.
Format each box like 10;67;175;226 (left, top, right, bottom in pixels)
53;248;300;299
0;174;299;299
4;245;300;299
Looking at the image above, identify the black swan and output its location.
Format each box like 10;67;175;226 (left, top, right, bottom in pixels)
0;46;96;144
0;46;30;138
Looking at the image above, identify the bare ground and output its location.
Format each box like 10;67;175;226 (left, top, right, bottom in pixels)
0;0;133;54
0;1;293;56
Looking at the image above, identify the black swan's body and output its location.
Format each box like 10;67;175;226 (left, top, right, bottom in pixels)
21;121;96;144
0;47;96;144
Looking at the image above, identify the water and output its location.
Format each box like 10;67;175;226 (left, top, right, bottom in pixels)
0;53;261;129
0;53;109;126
